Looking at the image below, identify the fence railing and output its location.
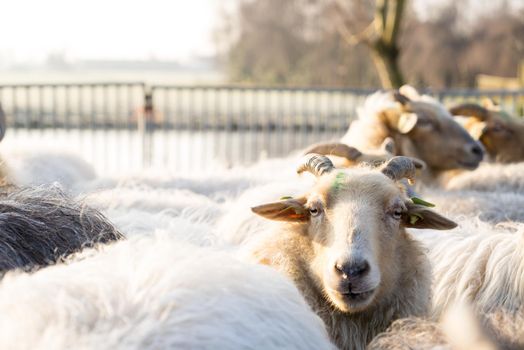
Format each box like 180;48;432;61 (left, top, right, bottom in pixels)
0;83;523;176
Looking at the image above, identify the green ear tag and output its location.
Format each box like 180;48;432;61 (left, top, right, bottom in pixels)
411;197;435;208
280;196;293;200
409;213;423;225
332;172;347;192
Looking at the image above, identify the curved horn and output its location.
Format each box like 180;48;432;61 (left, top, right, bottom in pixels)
381;156;425;183
449;103;490;121
297;153;334;177
304;142;362;161
0;104;6;142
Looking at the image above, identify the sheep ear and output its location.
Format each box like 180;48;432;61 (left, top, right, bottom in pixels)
468;121;488;140
397;113;418;134
399;85;421;100
403;203;457;230
482;98;497;110
381;109;418;134
251;197;309;222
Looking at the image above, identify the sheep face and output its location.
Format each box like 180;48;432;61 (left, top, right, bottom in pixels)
382;99;484;171
452;109;524;163
252;168;456;314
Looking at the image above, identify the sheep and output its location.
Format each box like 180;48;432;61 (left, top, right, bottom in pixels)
450;101;524;163
413;221;524;319
307;86;483;184
428;161;524;195
0;103;99;192
0;232;335;350
421;186;524;224
243;154;457;350
0;185;123;274
368;306;524;350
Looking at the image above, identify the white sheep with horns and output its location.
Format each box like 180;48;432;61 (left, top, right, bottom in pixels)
240;154;456;349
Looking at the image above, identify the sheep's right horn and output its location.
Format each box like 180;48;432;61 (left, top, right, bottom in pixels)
449;104;490;121
381;156;425;183
297;154;334;177
0;104;6;142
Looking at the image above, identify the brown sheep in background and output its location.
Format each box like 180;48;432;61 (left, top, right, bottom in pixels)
243;154;456;349
308;86;483;185
450;101;524;163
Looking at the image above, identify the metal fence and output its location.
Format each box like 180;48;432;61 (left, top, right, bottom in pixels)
0;83;523;176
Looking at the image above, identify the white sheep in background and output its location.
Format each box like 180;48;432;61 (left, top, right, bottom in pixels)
419;187;524;225
84;185;224;238
0;102;99;191
0;232;335;350
414;221;524;318
368;304;524;349
241;154;456;349
441;162;524;193
2;152;97;191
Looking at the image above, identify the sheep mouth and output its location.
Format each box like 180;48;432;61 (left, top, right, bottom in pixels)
457;159;481;170
340;288;375;302
326;286;377;312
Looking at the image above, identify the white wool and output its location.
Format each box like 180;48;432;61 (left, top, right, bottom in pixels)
2;151;96;191
413;221;524;318
216;176;315;244
0;233;335;350
444;162;524;192
340;90;394;151
423;188;524;225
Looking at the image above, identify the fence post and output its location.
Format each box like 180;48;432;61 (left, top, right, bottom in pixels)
139;87;154;168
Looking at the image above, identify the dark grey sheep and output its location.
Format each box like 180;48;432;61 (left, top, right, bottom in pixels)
0;185;123;273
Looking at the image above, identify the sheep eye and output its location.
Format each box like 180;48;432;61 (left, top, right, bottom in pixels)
490;124;505;133
416;118;433;128
392;209;403;220
309;207;321;217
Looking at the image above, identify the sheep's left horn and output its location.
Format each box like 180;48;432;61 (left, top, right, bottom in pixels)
297;154;334;177
449;104;490;121
381;156;425;183
304;142;362;161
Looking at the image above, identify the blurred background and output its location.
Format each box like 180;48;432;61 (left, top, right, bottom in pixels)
1;0;523;176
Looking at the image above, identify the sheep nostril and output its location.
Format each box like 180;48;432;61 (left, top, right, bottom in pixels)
471;144;483;158
349;261;370;278
335;260;370;279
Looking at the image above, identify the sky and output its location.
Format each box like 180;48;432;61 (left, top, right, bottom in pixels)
0;0;521;66
0;0;232;65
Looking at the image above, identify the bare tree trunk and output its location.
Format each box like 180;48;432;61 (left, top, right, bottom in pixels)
335;0;406;88
371;0;406;88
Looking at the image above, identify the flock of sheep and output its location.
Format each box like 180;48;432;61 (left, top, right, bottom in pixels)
0;85;523;350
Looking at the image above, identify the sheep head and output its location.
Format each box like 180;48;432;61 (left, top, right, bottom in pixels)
450;102;524;163
252;155;456;313
377;86;484;172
